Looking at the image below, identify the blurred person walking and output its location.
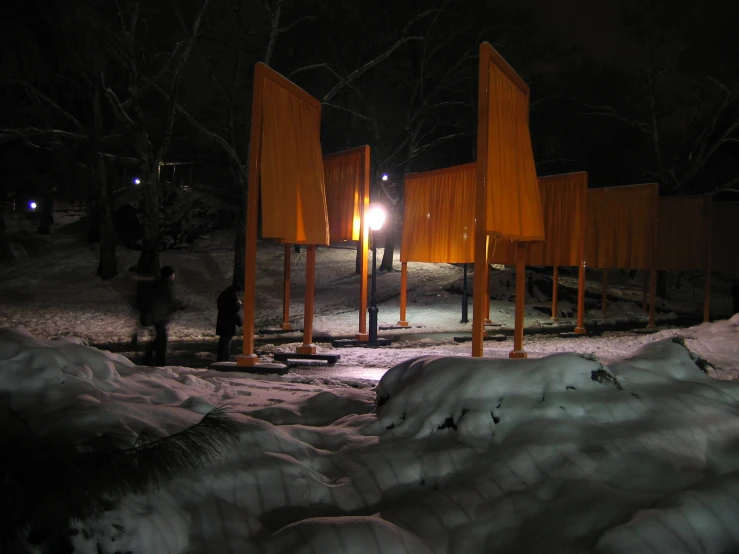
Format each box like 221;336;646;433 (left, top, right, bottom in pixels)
143;266;185;366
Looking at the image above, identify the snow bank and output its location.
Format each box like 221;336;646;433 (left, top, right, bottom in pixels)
5;326;739;553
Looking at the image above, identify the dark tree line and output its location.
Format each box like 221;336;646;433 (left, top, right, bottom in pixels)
1;0;737;278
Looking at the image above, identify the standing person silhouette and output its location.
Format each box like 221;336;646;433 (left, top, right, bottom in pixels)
216;283;243;362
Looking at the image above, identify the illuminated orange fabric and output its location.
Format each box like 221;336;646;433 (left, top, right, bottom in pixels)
657;195;711;271
487;172;587;266
479;44;544;241
323;147;367;242
401;163;476;263
260;73;329;245
487;237;516;265
585;183;658;270
711;202;739;275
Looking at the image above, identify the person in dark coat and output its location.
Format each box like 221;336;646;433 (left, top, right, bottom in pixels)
143;266;184;367
216;283;243;362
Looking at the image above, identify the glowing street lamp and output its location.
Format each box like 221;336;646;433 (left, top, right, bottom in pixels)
368;204;386;346
29;201;37;210
382;174;388;181
133;177;141;185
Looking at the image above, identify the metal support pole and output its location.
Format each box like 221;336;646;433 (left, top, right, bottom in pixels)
461;263;469;323
369;234;379;345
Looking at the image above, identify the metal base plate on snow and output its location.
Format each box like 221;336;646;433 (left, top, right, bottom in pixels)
258;328;301;335
633;327;659;334
559;331;588;338
332;338;392;348
272;352;341;365
453;334;507;343
208;361;289;374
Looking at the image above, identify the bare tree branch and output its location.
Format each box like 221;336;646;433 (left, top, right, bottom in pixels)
322;103;372;121
155;0;212;164
7;80;85;132
322;35;424;103
277;14;317;36
143;79;246;181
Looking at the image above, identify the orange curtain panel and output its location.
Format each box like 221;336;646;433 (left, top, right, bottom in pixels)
323;146;368;242
260;72;329;245
656;195;711;271
584;183;658;270
711;202;739;275
527;172;587;266
401;163;476;263
486;172;588;266
478;43;544;241
487;237;516;265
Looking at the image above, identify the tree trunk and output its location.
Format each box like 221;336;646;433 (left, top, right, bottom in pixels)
230;162;246;287
91;84;118;279
379;213;396;271
135;126;160;274
95;158;118;279
657;270;668;299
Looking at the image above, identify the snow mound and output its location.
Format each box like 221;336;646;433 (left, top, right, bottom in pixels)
368;351;619;444
6;327;739;553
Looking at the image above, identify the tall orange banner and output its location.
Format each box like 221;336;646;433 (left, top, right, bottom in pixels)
261;70;329;245
656;195;711;271
401;163;476;263
585;183;658;270
324;146;367;242
487;172;588;267
473;43;545;359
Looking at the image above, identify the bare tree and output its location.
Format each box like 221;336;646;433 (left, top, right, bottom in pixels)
103;0;211;274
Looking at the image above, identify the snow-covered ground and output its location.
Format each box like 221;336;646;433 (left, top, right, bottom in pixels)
3;318;739;553
4;210;739;552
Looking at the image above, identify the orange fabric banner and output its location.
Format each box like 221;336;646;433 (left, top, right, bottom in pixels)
401;163;476;263
323;146;368;242
487;172;588;266
478;43;544;241
487;237;516;265
260;70;329;245
585;183;658;270
657;195;711;271
711;202;739;275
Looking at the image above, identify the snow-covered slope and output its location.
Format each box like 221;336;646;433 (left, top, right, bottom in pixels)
4;325;739;553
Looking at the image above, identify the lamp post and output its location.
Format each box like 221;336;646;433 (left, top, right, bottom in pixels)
367;204;386;346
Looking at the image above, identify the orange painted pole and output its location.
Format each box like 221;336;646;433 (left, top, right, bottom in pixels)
601;269;608;319
551;266;559;321
281;244;292;330
648;268;657;329
356;146;370;340
297;245;317;354
238;65;265;368
398;262;409;326
510;242;527;359
472;44;490;358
